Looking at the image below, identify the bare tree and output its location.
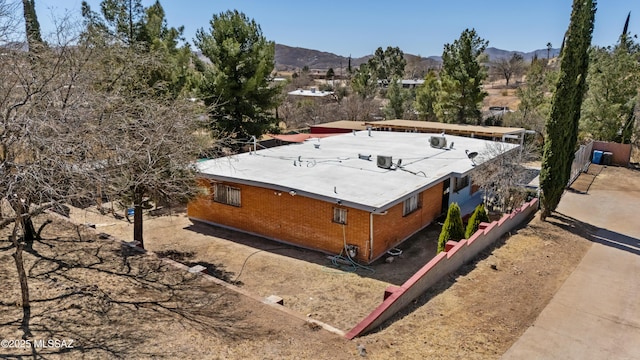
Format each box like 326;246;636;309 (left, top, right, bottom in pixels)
0;27;101;333
0;4;209;335
338;95;381;121
491;53;526;87
472;142;539;214
93;95;206;248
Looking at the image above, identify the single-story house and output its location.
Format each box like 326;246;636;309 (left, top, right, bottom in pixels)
188;130;519;263
310;120;376;134
368;119;526;144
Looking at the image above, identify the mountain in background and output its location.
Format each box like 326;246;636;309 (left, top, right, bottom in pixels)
274;44;560;72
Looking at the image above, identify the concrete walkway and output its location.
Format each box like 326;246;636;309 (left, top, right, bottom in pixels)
502;166;640;359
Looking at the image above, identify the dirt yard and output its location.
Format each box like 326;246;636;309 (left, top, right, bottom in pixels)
62;207;444;331
1;200;592;359
0;218;354;359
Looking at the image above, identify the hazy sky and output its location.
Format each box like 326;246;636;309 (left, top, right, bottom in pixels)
31;0;640;57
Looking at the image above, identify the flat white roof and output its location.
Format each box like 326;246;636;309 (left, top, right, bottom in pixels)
288;89;334;97
197;131;519;212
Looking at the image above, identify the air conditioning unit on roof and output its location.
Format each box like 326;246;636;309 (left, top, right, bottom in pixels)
430;136;447;149
377;155;393;169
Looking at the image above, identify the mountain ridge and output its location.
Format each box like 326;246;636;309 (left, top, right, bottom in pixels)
274;44;560;72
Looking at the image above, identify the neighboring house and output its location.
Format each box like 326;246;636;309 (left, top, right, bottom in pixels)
287;88;335;99
376;79;426;89
401;79;425;88
310;119;526;145
188;131;519;263
310;120;375;134
368;119;526;144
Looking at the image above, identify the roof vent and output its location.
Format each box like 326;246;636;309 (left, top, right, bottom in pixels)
377;155;393;169
430;136;447;149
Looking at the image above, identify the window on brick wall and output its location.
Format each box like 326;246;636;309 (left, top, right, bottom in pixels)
403;194;420;216
333;207;347;224
213;183;241;207
453;175;470;192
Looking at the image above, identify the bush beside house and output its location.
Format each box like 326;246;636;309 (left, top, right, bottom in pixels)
465;204;490;239
437;202;465;252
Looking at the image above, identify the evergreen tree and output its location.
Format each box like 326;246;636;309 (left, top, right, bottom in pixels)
22;0;43;50
436;28;488;124
368;46;406;85
539;0;596;220
83;0;146;45
82;0;195;98
383;77;408;119
580;44;640;142
195;10;281;140
581;13;640;143
326;67;335;80
351;63;377;99
437;203;465;252
465;204;490;239
415;70;440;121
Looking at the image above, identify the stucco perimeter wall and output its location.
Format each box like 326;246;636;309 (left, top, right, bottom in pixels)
187;179;372;261
345;198;539;339
593;141;631;166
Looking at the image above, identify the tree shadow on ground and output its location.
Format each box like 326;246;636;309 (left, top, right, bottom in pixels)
550;212;640;256
184;220;443;286
0;217;264;359
155;249;243;285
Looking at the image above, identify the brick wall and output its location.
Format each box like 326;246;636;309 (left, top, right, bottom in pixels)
187;179;446;263
345;197;539;339
187;179;372;261
372;182;444;260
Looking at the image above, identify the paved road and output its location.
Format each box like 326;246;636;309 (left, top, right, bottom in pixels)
502;166;640;359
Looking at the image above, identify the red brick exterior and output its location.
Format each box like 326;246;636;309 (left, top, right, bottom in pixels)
371;182;443;260
187;179;443;263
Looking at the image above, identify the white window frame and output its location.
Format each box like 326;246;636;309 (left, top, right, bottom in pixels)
213;183;241;207
403;194;420;216
333;207;347;224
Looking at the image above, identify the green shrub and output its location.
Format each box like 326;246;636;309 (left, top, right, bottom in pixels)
437;203;465;252
465;204;490;239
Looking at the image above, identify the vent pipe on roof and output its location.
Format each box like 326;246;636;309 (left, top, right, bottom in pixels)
367;125;372;137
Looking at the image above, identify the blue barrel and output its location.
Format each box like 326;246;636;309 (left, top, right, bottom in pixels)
592;150;603;164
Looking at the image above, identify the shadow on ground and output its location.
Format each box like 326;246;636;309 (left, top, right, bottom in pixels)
0;218;259;359
551;212;640;256
184;220;442;286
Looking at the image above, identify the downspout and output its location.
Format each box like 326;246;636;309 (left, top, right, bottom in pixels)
369;211;388;261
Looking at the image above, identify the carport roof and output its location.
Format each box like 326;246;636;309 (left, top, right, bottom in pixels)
369;119;525;138
197;131;519;212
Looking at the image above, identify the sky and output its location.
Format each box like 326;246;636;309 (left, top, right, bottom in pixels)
28;0;640;57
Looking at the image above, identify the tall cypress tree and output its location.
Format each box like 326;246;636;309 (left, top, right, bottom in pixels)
539;0;596;220
22;0;44;50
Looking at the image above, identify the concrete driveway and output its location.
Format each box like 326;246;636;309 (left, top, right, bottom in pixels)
502;166;640;359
